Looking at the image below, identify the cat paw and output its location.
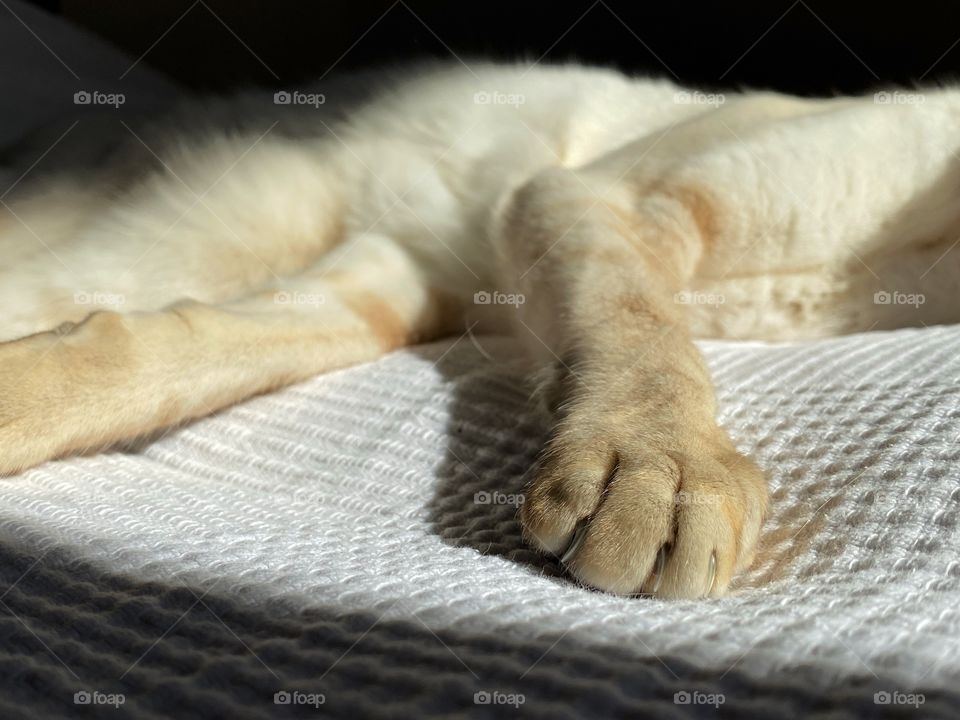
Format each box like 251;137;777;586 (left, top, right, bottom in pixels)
520;411;767;598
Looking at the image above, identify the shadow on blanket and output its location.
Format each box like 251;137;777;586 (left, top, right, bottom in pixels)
1;540;953;719
417;341;567;583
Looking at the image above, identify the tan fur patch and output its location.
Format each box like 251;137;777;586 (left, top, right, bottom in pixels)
342;292;410;349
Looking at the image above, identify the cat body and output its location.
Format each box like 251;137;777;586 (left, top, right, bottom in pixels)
2;62;958;597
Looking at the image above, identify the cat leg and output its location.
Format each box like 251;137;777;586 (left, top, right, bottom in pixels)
498;166;767;599
0;235;463;476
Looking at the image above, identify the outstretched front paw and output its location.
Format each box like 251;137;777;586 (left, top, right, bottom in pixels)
521;382;766;599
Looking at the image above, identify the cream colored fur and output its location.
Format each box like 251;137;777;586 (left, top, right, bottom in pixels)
2;62;958;599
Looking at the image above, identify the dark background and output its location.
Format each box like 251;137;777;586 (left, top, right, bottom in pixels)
26;0;960;94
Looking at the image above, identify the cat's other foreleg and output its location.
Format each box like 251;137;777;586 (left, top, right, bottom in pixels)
0;235;463;475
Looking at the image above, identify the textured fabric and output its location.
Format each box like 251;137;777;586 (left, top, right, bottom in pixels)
1;327;959;718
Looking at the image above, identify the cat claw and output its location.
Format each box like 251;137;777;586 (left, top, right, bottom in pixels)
706;551;717;596
559;522;589;566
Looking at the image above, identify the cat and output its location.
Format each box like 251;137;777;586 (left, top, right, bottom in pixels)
1;61;958;599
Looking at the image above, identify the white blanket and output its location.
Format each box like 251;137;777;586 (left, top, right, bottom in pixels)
2;328;959;717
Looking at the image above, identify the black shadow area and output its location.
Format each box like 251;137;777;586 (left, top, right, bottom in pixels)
1;542;957;718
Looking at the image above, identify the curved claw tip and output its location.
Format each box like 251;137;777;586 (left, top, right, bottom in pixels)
706;551;717;597
559;523;589;566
